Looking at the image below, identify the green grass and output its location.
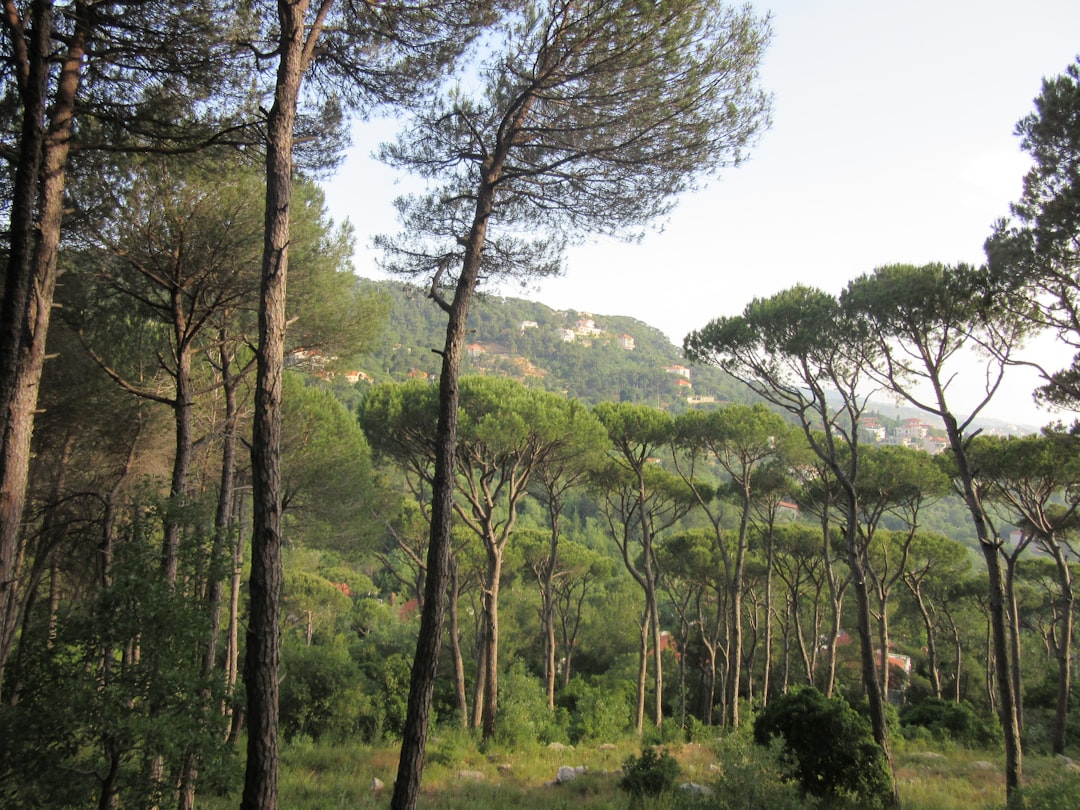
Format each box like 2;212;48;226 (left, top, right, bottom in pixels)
196;735;1078;810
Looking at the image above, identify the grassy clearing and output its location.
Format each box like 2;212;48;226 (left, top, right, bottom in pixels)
197;735;1077;809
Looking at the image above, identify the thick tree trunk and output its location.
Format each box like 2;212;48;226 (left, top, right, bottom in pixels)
242;2;312;806
0;2;85;691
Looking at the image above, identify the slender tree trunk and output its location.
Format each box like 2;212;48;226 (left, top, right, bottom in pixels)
541;506;561;711
942;414;1021;797
908;583;942;699
448;558;468;727
845;520;899;810
726;493;751;728
634;611;648;735
243;2;325;806
1049;546;1072;756
0;2;86;690
392;57;522;805
762;536;774;706
480;546;503;740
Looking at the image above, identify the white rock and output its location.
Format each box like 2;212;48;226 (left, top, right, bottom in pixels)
556;765;588;783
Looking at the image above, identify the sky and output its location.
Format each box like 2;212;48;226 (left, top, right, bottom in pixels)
321;0;1080;428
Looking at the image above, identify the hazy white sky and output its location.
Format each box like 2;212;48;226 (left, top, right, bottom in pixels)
322;0;1080;426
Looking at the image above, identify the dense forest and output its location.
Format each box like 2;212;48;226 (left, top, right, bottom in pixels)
1;1;1080;809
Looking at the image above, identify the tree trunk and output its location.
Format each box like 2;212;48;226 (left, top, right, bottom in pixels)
0;1;86;691
762;536;775;707
908;583;942;699
1049;545;1073;756
392;51;518;806
725;491;751;728
541;507;561;711
845;523;899;809
634;611;648;735
480;546;503;740
242;2;316;806
448;558;468;727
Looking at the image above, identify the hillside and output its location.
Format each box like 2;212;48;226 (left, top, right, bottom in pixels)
348;279;755;411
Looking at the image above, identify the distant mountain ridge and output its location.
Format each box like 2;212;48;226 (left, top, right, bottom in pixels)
352;279;754;410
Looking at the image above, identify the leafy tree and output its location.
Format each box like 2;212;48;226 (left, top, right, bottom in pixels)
966;429;1080;755
686;285;898;807
526;400;609;709
673;404;791;728
241;2;492;803
377;0;771;799
0;0;252;695
985;57;1080;408
901;531;973;700
592;401;692;733
769;522;838;693
842;262;1032;797
855;445;949;698
754;687;893;810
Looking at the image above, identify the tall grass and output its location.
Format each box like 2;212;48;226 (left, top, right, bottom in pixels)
197;732;1080;809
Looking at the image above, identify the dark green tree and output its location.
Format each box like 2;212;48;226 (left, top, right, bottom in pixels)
754;687;893;810
985;57;1080;408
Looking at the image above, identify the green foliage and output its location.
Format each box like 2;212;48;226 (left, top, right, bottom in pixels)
0;532;237;808
279;636;367;744
354;281;754;408
704;733;817;810
1010;766;1080;810
900;698;1002;749
753;687;893;810
618;746;680;799
563;676;635;744
492;662;566;748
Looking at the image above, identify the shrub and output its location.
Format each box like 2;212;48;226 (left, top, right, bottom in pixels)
704;732;817;810
618;746;680;799
493;661;566;747
900;697;1002;748
753;686;893;809
563;676;634;744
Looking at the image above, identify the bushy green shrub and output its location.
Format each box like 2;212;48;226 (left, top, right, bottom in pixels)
494;661;565;747
618;746;680;799
563;676;634;743
900;697;1002;748
753;686;893;809
705;733;818;810
279;636;367;743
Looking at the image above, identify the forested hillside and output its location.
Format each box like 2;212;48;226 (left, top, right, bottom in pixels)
1;0;1078;806
343;280;754;411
